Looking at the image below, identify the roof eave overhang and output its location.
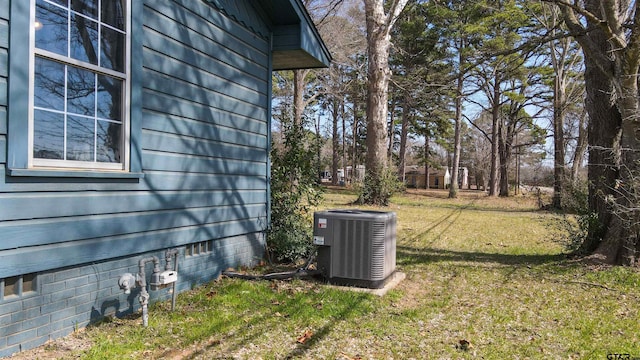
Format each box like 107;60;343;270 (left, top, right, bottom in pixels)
261;0;332;70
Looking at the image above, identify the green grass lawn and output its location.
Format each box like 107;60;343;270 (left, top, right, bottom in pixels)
22;188;640;359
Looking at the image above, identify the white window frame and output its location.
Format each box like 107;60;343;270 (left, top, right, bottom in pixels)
28;0;132;171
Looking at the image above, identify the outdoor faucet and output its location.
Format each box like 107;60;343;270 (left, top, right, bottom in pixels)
118;273;136;295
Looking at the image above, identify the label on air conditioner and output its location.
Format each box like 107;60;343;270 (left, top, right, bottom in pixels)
318;218;327;229
313;236;325;245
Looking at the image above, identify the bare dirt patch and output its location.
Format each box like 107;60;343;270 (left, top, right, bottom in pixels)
8;330;92;360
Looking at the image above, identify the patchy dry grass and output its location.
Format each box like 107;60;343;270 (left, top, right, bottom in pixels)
10;188;640;359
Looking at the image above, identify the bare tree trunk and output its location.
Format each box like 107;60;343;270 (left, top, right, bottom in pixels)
424;136;430;190
398;95;409;183
546;7;570;208
559;0;624;262
364;2;391;202
331;97;340;186
342;100;347;185
315;112;322;183
571;110;588;183
499;117;518;197
498;123;510;197
596;2;640;264
489;74;500;196
293;70;306;127
361;0;409;205
582;46;621;258
387;96;397;162
592;85;640;265
449;71;463;199
352;96;359;184
552;64;566;208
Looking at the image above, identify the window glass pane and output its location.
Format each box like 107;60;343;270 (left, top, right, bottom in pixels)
33;110;64;159
22;274;36;293
97;75;122;120
102;0;125;30
67;115;95;161
70;13;98;64
96;121;121;163
71;0;98;19
100;26;125;72
67;66;96;116
4;277;19;297
35;0;68;56
31;0;128;168
34;57;65;111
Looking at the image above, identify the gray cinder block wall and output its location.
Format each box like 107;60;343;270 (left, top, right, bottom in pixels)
0;234;263;358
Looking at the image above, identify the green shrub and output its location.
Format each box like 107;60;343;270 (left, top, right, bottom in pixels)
556;180;602;255
267;122;322;263
561;179;589;214
355;167;404;206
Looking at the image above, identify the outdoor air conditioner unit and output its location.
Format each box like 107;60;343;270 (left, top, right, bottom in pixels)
313;210;396;289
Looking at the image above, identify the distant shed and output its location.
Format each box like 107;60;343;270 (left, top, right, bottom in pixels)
405;167;451;189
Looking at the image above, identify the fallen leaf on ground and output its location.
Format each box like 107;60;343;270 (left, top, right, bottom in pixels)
296;329;313;344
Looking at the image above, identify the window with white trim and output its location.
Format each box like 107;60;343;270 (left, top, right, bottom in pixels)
31;0;130;170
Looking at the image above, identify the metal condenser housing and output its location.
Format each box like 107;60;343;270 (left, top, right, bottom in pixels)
313;210;396;289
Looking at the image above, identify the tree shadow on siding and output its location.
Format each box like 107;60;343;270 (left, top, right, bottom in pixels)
127;0;273;284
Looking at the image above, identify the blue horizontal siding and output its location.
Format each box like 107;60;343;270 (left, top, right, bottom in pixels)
141;69;266;123
0;135;5;164
205;0;270;39
142;26;267;84
0;7;6;22
143;109;267;148
0;19;7;49
0;0;7;20
142;91;267;134
175;0;268;49
142;130;266;162
0;204;266;250
0;49;7;78
142;151;267;175
0;166;266;192
0;0;270;283
0;190;266;221
0;220;266;277
142;31;268;95
146;1;269;67
0;78;6;107
141;172;266;191
0;107;6;134
142;47;268;107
